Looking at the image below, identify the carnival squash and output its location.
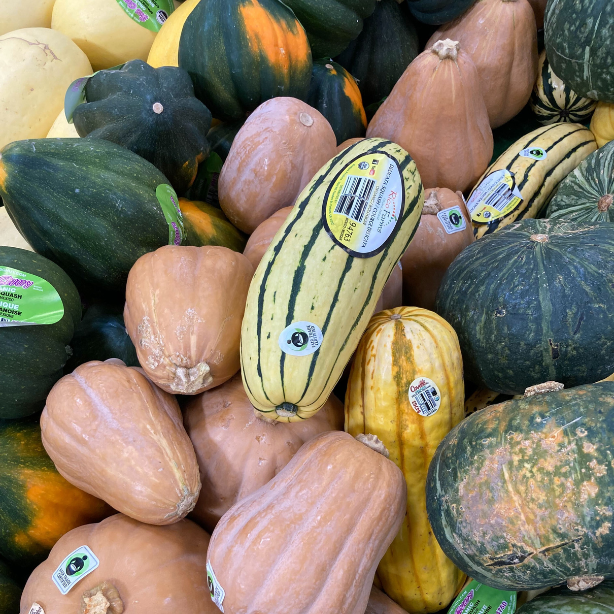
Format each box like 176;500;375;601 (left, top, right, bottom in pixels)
46;110;79;138
243;206;294;269
124;245;253;394
1;0;56;36
590;102;614;148
73;60;212;194
406;0;478;24
346;307;466;612
219;97;337;233
178;0;312;121
527;0;547;29
20;514;218;614
400;188;473;311
184;373;343;532
41;359;201;525
367;39;493;192
427;0;538;129
0;559;20;613
367;586;411;614
426;381;614;590
0;28;91;150
206;431;406;614
518;582;614;614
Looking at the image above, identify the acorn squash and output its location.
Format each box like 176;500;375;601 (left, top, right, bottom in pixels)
406;0;479;24
0;559;20;613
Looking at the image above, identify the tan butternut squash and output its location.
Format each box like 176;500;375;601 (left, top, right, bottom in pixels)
367;586;410;614
336;137;364;153
243;206;294;269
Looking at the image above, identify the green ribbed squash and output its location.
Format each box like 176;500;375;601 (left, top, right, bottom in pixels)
0;559;20;612
517;581;614;614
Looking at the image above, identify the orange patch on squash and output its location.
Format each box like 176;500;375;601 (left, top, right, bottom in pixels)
0;157;7;192
342;77;367;129
179;199;215;239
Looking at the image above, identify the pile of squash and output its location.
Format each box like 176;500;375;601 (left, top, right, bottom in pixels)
2;0;614;613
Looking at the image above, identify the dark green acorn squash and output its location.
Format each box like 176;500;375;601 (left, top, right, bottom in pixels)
546;140;614;223
406;0;479;24
545;1;614;102
335;0;420;107
280;0;377;58
435;219;614;395
0;138;185;296
518;581;614;614
0;247;81;420
181;152;223;205
0;559;20;612
426;382;614;591
178;0;313;121
306;60;366;144
206;121;244;162
72;60;212;194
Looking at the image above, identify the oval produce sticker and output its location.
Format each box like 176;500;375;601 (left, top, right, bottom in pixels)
116;0;175;31
408;377;441;417
278;321;323;356
466;169;523;224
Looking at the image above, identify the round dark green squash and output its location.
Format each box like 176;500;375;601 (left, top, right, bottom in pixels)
73;60;212;194
426;382;614;591
517;581;614;614
545;1;614;102
406;0;478;24
206;121;244;162
178;0;313;121
0;559;21;613
306;60;366;145
0;138;184;296
0;247;81;420
546;140;614;223
335;0;420;107
435;219;614;395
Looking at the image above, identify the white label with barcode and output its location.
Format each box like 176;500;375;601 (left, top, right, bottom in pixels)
408;377;441;417
333;175;377;223
466;169;523;223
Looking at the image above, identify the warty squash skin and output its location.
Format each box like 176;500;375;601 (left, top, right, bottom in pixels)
428;0;539;129
184;373;344;532
367;586;411;614
20;514;218;614
367;39;493;193
206;431;407;614
346;307;466;613
41;359;201;525
219;97;337;234
124;245;253;395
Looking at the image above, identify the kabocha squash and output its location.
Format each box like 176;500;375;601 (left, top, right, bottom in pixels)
241;138;424;422
427;0;538;129
1;0;55;36
346;307;466;613
72;60;212;194
367;39;493;193
517;582;614;614
530;51;597;126
590;102;614;148
184;373;343;532
435;220;614;395
467;123;597;239
124;246;253;394
0;560;20;613
178;0;312;121
407;0;478;24
41;359;201;525
0;28;92;150
307;60;367;145
219;98;337;234
46;110;79;138
335;0;420;108
0;247;81;419
20;514;218;614
546;141;614;223
0;138;186;295
367;586;411;614
206;431;406;614
400;188;474;311
0;418;111;571
426;382;614;590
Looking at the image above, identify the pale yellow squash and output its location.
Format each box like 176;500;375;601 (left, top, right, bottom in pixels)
0;208;32;252
590;101;614;148
46;109;79;138
0;0;56;36
147;0;198;67
0;28;91;150
346;307;466;613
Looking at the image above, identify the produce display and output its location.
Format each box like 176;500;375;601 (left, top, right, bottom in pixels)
4;1;614;613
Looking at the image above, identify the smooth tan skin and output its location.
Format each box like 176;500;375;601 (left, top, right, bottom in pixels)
124;245;254;395
0;0;56;36
526;0;547;29
336;137;364;154
367;586;410;614
207;431;407;614
41;360;201;525
367;40;493;193
184;373;344;532
46;109;79;138
20;514;218;614
219;97;337;233
401;188;474;310
428;0;538;128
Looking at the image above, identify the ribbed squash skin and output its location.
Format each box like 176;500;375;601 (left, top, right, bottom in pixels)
517;581;614;614
436;220;614;395
469;123;597;239
407;0;479;24
0;559;21;612
178;0;312;121
241;138;424;421
426;382;614;590
0;418;111;572
0;247;81;419
346;307;465;613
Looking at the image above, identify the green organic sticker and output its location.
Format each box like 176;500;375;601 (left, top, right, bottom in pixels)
448;580;516;614
116;0;175;32
156;184;185;246
0;267;64;327
51;545;99;595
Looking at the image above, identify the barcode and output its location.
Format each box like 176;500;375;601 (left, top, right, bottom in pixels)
334;175;376;223
485;184;515;211
418;391;438;413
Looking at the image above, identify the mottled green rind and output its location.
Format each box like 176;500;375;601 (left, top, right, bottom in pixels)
518;581;614;614
0;247;81;419
545;1;614;102
0;559;21;614
435;219;614;394
546;140;614;222
406;0;478;24
0;139;176;295
426;382;614;590
335;0;419;107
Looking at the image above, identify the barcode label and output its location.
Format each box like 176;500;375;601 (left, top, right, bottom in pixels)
333;174;376;223
485;183;516;211
466;169;523;224
409;377;441;417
